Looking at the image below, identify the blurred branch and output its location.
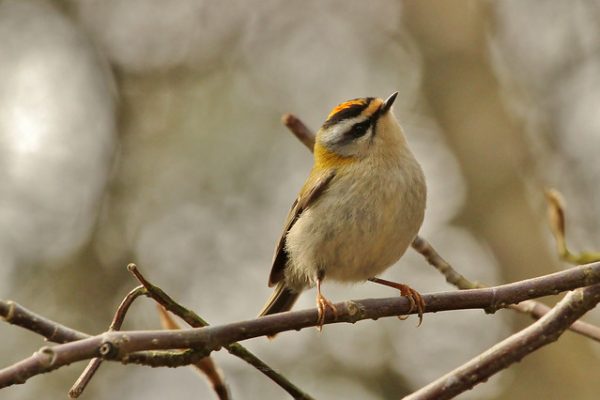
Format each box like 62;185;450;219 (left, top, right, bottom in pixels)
404;283;600;400
2;262;600;389
411;236;483;290
282;113;600;343
157;306;230;400
127;263;314;400
282;113;315;150
545;188;600;264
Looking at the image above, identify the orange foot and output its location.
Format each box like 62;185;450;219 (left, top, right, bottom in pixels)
368;277;425;326
316;278;337;331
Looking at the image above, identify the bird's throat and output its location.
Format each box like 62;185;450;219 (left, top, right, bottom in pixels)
313;142;357;170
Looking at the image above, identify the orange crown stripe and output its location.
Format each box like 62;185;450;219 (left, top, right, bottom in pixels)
326;99;367;120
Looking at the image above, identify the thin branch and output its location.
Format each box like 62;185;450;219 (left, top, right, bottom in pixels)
0;300;88;343
0;299;213;369
404;283;600;400
282;113;600;343
411;212;600;343
0;300;207;367
127;263;314;400
515;299;600;342
2;262;600;389
122;349;210;367
410;236;482;290
69;286;147;398
127;264;210;328
0;290;307;399
157;306;230;400
282;113;315;150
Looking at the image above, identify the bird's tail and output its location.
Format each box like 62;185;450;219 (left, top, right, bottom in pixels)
258;282;300;317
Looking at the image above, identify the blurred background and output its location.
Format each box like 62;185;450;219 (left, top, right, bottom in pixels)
1;0;600;399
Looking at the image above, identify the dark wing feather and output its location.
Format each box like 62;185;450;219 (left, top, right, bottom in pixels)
267;169;336;286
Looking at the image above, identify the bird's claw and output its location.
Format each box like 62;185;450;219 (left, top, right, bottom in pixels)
369;277;425;326
396;284;425;326
316;293;337;331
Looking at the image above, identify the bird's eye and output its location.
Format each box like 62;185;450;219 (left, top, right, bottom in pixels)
344;119;372;140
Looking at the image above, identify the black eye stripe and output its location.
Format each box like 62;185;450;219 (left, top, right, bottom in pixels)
322;97;375;128
332;114;379;147
345;118;372;140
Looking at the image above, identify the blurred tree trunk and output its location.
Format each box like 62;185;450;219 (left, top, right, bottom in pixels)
403;1;599;399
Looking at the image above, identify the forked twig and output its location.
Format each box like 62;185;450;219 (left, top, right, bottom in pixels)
69;286;147;398
157;306;229;400
127;264;315;400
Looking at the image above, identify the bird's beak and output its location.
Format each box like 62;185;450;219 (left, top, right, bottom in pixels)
381;92;398;114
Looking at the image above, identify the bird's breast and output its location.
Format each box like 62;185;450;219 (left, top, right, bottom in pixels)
285;158;426;287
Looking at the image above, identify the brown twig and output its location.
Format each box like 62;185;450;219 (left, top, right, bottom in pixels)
157;306;230;400
0;300;88;343
2;262;600;389
410;236;482;290
282;113;600;343
127;263;314;400
282;113;315;150
0;300;206;368
404;283;600;400
514;299;600;341
127;264;232;400
0;299;208;365
69;286;147;398
0;271;312;399
411;235;600;342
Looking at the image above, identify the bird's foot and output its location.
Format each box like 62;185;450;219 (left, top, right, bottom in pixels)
368;278;425;326
316;292;337;331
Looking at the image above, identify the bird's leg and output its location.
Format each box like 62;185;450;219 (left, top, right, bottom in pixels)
368;277;425;326
315;275;337;331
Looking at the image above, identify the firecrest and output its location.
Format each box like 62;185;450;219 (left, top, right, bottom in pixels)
259;93;427;328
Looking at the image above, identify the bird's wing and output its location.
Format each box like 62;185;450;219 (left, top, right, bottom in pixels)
268;169;336;286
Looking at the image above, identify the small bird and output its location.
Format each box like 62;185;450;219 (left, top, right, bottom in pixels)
259;93;427;329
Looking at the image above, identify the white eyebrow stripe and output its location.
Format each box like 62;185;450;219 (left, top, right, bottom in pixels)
325;114;370;143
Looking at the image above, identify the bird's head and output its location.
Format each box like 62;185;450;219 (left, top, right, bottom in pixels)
315;92;403;161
